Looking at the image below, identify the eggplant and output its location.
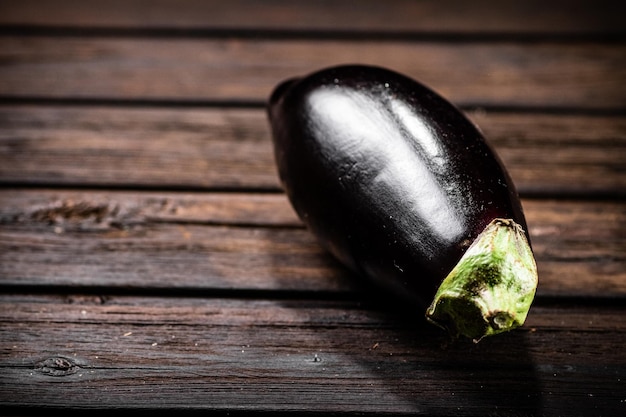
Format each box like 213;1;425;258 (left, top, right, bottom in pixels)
267;65;537;341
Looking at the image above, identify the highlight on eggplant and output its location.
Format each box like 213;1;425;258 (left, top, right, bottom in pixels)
267;64;538;341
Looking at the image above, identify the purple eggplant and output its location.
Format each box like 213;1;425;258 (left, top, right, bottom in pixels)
267;65;537;341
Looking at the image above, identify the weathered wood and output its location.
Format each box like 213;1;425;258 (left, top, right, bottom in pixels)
0;106;277;190
1;190;624;298
0;189;301;227
0;1;622;415
469;111;626;196
0;0;623;35
0;37;624;109
1;106;624;195
0;294;623;415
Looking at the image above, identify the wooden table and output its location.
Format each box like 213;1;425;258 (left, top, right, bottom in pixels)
1;1;624;415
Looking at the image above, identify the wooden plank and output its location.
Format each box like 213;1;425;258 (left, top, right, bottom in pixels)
0;106;278;190
0;189;302;228
1;190;624;298
0;0;623;35
0;3;621;417
0;294;623;415
1;106;624;195
469;110;626;196
0;37;624;109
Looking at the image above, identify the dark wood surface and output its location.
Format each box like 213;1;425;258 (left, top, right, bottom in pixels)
0;1;624;416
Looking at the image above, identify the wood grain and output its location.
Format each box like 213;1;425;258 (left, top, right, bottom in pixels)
1;2;623;415
0;0;623;35
1;106;624;195
0;294;623;415
0;106;277;189
1;190;624;298
0;37;624;109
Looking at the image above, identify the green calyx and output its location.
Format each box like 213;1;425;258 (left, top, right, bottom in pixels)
426;218;538;342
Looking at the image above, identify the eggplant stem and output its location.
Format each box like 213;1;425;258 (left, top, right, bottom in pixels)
425;218;538;342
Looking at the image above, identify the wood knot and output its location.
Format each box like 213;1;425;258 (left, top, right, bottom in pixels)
35;356;80;377
31;200;112;224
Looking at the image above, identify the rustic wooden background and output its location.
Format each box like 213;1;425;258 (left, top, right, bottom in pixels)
0;1;624;415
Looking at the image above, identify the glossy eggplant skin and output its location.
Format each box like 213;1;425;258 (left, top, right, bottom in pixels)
268;65;528;309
